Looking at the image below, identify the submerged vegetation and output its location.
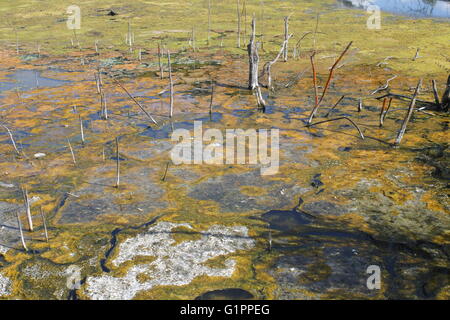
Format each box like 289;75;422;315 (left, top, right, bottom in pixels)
0;0;449;300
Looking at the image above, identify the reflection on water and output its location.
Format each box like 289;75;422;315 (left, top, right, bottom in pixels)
0;69;71;94
338;0;450;18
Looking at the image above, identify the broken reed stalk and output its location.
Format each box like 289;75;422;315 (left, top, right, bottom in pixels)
324;95;345;117
283;16;289;62
138;48;142;61
379;98;387;127
307;41;353;125
40;206;48;242
310;52;319;112
209;80;215;115
16;211;27;251
431;80;440;106
382;98;393;123
318;41;352;106
247;16;259;90
242;0;247;46
168;50;174;118
263;34;293;90
358;98;363;112
207;0;211;46
67;139;76;165
115;137;120;188
111;77;158;125
22;187;33;232
237;0;241;48
161;161;170;181
394;79;422;146
158;43;164;79
101;92;108;120
95;40;99;54
307;117;365;140
1;125;20;155
79;114;85;144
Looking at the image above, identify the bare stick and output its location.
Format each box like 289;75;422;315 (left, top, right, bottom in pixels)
394;79;422;146
379;98;387;127
95;40;99;54
431;80;440;106
310;52;319;113
22;187;33;232
1;125;20;155
247;16;259;90
317;41;352;106
209;80;215;115
382;98;393;123
158;43;164;79
262;34;293;90
371;75;397;95
40;206;48;242
115;137;120;188
79;114;85;144
358;98;363;112
111;77;158;125
237;0;241;48
102;92;108;120
307;41;353;124
67;139;76;165
254;86;266;109
207;0;211;46
307;116;365;140
283;16;289;62
16;211;27;251
324;95;345;117
161;161;170;181
168;50;174;118
412;48;420;61
242;0;247;46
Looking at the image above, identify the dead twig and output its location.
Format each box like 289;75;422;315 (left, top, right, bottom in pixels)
40;206;48;242
324;95;345;118
1;124;20;155
371;75;397;95
394;79;422;146
111;77;158;125
306;116;365;140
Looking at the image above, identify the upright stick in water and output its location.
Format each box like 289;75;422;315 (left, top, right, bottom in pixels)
158;43;164;79
16;211;27;251
283;16;289;62
168;50;174;118
248;16;259;90
79;114;85;144
394;79;422;146
115;137;120;188
67;138;76;165
40;206;48;242
236;0;241;48
22;187;33;232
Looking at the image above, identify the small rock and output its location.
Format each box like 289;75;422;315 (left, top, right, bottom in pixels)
34;153;46;158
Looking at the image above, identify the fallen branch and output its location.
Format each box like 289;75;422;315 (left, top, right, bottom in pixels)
111;77;158;125
371;75;397;95
324;95;345;117
1;124;20;155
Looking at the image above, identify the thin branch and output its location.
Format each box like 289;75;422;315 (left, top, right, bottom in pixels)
111;77;158;125
306;116;365;140
394;79;422;146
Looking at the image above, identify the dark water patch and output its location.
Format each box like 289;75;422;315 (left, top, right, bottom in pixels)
195;288;254;300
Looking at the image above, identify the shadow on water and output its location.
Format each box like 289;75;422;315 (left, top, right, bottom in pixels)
259;197;450;299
